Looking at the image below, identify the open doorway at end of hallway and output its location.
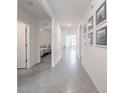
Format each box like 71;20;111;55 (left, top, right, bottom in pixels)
65;35;76;49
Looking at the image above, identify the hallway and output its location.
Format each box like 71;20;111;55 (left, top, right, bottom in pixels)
18;48;98;93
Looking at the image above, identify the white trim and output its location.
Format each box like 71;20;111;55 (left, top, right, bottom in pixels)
28;62;37;68
37;29;41;64
95;45;107;48
51;55;61;67
81;61;99;93
38;0;55;19
95;20;107;29
26;24;30;68
17;21;30;69
51;19;54;67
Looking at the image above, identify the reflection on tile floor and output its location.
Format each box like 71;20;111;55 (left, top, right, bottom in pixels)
17;48;98;93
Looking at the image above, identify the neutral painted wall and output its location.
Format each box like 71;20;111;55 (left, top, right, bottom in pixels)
18;7;39;68
79;0;107;93
51;20;62;67
76;27;82;58
39;30;51;46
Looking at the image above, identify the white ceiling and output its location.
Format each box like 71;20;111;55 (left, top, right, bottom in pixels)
18;0;91;29
18;0;51;21
40;0;90;28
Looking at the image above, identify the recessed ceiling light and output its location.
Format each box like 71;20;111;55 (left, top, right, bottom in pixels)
67;23;72;27
40;28;43;31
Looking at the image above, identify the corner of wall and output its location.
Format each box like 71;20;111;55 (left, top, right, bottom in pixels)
51;55;61;67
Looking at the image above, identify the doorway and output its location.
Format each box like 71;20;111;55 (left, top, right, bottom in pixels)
17;21;30;68
39;28;52;64
65;35;76;48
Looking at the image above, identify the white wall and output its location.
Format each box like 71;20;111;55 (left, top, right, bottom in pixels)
76;26;82;58
79;0;107;93
18;7;39;68
39;30;51;46
51;19;62;67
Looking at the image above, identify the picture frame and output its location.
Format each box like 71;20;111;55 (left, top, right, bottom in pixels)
96;26;107;46
88;16;93;30
88;32;93;44
96;1;106;25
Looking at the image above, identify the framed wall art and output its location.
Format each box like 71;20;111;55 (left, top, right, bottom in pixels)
96;1;106;25
96;26;107;46
88;16;93;30
88;32;93;44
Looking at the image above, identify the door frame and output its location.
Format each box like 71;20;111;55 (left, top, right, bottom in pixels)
79;25;82;59
17;20;30;69
25;24;30;68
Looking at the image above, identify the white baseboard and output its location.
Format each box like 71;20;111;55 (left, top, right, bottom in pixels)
51;55;61;67
80;61;100;93
27;60;40;68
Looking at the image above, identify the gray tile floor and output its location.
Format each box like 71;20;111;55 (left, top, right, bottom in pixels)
17;48;99;93
40;53;51;63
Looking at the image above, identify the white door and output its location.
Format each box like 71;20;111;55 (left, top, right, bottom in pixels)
17;21;26;68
